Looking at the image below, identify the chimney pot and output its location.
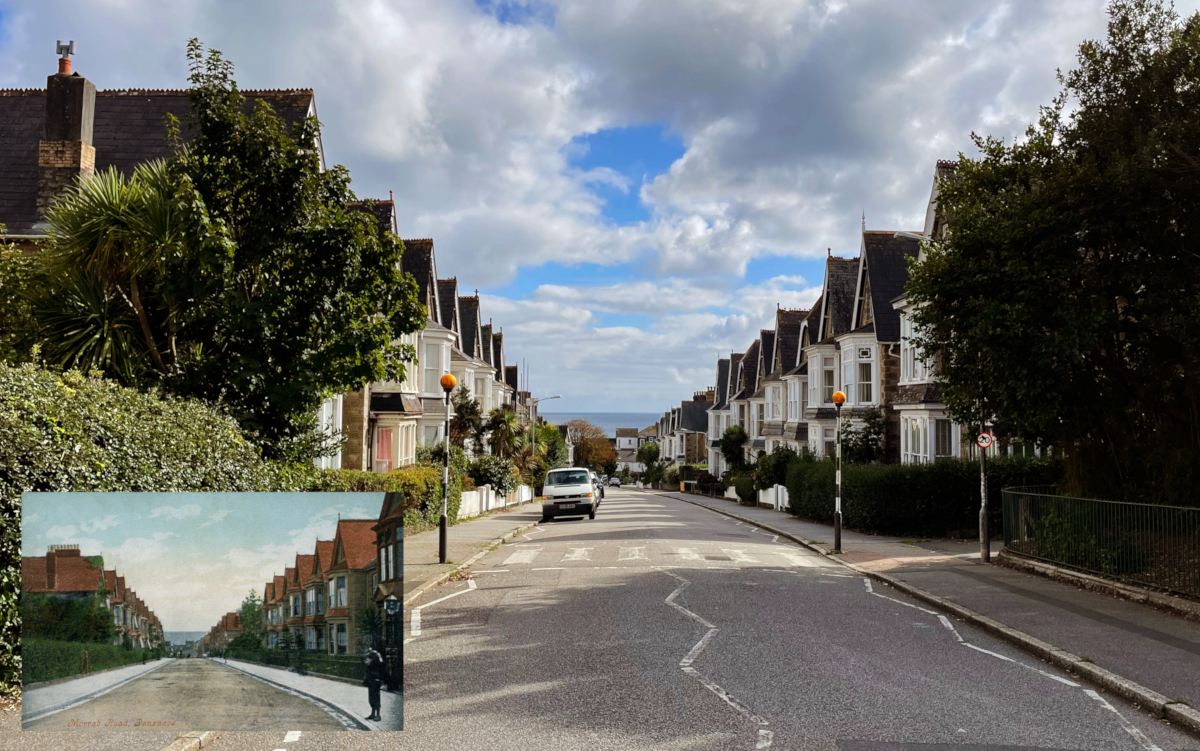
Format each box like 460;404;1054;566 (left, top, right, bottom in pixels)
58;57;71;75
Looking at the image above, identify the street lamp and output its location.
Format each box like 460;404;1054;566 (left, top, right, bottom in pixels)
439;373;457;564
832;390;846;553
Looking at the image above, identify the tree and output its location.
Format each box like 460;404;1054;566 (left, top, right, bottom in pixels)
906;0;1200;503
636;441;664;483
0;236;36;364
449;384;484;453
575;436;616;473
839;408;887;464
237;589;264;646
485;408;521;459
720;425;749;471
34;40;426;460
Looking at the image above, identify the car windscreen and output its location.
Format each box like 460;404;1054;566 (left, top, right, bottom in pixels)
546;470;589;486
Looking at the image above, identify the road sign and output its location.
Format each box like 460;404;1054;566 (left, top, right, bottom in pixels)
976;431;994;450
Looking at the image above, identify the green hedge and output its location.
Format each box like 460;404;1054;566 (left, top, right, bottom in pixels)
23;638;162;684
734;475;756;506
786;456;1062;537
1;362;302;696
229;648;366;681
302;464;459;533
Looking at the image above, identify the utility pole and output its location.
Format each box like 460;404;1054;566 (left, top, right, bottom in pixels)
977;422;993;563
832;390;846;552
438;373;457;564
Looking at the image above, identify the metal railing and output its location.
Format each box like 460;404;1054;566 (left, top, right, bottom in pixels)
1002;486;1200;598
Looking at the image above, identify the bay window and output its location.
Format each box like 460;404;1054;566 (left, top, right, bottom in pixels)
822;357;835;404
935;419;953;458
423;343;441;393
858;362;873;404
374;427;393;473
787;381;799;421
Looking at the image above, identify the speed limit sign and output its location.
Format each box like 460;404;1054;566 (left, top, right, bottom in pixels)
976;432;994;450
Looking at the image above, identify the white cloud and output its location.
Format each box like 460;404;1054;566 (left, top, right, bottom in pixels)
150;504;203;520
109;537;170;565
198;509;232;528
44;525;77;541
80;515;120;533
152;531;179;542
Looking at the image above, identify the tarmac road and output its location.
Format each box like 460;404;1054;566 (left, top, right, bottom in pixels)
21;656;346;732
201;488;1198;751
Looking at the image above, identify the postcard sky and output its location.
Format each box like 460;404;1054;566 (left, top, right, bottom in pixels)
22;493;386;633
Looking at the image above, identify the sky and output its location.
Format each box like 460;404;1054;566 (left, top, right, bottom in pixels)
3;0;1197;412
21;493;385;632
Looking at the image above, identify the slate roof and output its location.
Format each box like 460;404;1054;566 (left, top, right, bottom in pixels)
1;87;315;234
892;383;943;405
615;428;638;438
492;332;506;382
680;400;709;432
458;296;482;360
349;199;396;238
758;330;776;388
774;309;808;374
480;324;494;368
732;340;760;401
710;358;731;411
400;239;437;323
505;365;519;391
860;231;920;343
818;258;859;344
437;279;460;334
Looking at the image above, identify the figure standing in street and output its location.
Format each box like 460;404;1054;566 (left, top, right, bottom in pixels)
363;648;385;721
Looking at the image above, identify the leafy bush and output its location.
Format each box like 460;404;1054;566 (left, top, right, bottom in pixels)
786;455;1062;537
23;638;161;684
22;593;114;644
754;446;797;490
734;475;757;506
664;465;681;486
304;464;452;531
469;455;517;495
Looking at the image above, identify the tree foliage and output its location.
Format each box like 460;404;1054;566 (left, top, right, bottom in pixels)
449;384;484;453
238;589;264;644
485;408;521;459
839;408;887;464
720;425;749;471
906;0;1200;504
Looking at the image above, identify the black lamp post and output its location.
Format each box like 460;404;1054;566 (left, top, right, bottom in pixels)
832;390;846;552
438;373;457;564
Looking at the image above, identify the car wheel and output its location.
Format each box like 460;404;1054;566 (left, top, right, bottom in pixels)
588;507;596;519
541;514;550;523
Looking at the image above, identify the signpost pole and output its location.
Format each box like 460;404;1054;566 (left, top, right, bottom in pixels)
978;425;991;564
438;374;457;564
832;391;846;553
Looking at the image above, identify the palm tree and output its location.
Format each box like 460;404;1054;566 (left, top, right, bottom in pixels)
37;160;225;380
486;408;521;459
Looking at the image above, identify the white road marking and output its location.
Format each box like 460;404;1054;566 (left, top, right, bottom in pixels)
410;579;478;637
778;551;823;568
502;548;542;565
471;569;509;573
863;578;874;594
962;643;1079;687
723;549;757;563
532;567;565;571
676;547;703;560
284;730;302;742
656;568;772;747
1085;690;1164;751
563;548;593;561
870;591;939;615
938;615;964;643
619;546;647;560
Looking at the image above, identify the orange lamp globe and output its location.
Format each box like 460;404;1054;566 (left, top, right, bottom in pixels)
439;373;457;391
832;390;847;406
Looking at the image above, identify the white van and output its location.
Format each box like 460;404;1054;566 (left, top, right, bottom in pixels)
541;467;599;522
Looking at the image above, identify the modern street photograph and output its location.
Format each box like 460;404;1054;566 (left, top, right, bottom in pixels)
19;492;404;732
3;0;1200;749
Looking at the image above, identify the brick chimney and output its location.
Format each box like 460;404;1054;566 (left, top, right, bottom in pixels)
45;544;81;589
37;41;95;221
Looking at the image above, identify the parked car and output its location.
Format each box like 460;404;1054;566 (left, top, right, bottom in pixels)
541;467;598;522
609;476;621;487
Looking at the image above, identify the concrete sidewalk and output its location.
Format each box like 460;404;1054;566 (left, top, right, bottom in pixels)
403;500;542;603
21;657;175;723
216;657;401;731
651;489;1200;720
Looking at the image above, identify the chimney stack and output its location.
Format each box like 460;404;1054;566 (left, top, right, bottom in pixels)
37;40;96;221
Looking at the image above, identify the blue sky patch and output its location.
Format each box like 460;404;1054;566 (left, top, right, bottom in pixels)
568;123;686;225
475;0;556;27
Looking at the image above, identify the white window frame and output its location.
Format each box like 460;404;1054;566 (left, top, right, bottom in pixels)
822;357;835;404
423;342;441;394
858;361;873;405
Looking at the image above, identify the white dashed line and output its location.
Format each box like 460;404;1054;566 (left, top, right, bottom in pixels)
284;730;302;742
676;547;703;560
472;569;509;574
723;549;758;564
962;644;1079;687
1085;690;1164;751
563;548;593;561
502;548;541;565
938;615;964;643
532;567;565;571
619;546;647;560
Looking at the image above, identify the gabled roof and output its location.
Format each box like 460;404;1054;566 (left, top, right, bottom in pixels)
271;575;286;604
680;400;709;432
480;324;494;368
328;519;377;572
458;296;483;361
818;258;859;344
437;279;461;335
0;86;317;234
400;239;439;324
283;566;297;591
732;340;760;401
505;365;519;391
855;231;920;343
773;309;808;374
710;358;731;411
756;330;776;390
349;199;397;238
615;428;638;438
21;548;103;594
492;332;506;383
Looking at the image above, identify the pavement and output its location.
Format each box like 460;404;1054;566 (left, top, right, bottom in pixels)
21;657;176;725
218;658;401;730
403;499;543;601
661;489;1200;716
